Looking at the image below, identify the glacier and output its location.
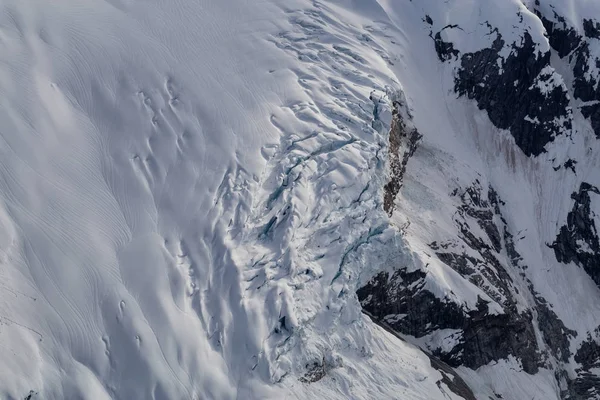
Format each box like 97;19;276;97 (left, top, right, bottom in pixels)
2;0;600;399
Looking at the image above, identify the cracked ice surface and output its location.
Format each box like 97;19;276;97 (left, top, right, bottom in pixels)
0;0;465;398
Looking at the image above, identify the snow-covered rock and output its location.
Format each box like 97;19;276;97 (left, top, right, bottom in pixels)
2;0;600;399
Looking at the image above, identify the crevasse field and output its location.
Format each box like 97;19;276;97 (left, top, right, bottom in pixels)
3;0;600;399
0;0;440;398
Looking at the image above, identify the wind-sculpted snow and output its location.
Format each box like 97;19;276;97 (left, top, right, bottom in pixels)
4;0;600;399
0;0;484;399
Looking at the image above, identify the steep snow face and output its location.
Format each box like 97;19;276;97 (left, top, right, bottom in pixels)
0;0;478;399
3;0;600;399
0;0;289;398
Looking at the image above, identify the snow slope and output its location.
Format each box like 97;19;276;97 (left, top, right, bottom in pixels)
0;0;473;398
357;0;600;398
2;0;600;399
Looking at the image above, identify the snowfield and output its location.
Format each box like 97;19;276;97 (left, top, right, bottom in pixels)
2;0;600;399
0;0;451;398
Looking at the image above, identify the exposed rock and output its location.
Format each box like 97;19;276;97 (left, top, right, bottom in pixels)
441;182;517;306
457;299;539;374
360;180;585;378
535;296;576;363
567;334;600;399
24;391;37;400
575;334;600;371
358;269;466;338
432;357;477;400
537;11;581;58
572;33;600;139
573;325;600;399
299;358;327;383
435;252;477;276
567;372;600;399
504;228;525;270
536;7;600;139
363;309;476;400
551;183;600;287
506;224;576;363
554;159;578;174
580;105;600;139
460;185;503;252
584;19;600;39
430;25;460;62
358;269;540;373
572;42;598;102
361;8;600;395
382;100;422;216
454;31;572;156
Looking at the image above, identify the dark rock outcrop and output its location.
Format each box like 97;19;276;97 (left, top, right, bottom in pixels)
360;181;581;379
535;296;576;363
381;100;422;216
584;19;600;39
551;183;600;287
361;7;600;396
459;300;539;374
357;269;465;338
299;358;327;383
430;24;460;62
537;11;581;58
435;183;517;307
575;335;600;371
363;309;477;400
358;269;540;373
566;332;600;400
536;6;600;140
24;391;38;400
568;372;600;399
454;31;572;156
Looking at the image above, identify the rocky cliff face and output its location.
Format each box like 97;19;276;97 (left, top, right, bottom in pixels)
357;1;600;398
534;1;600;141
10;0;600;398
552;183;600;287
455;31;572;157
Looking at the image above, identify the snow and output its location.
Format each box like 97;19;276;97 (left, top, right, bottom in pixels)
282;321;468;400
458;359;561;400
1;0;600;398
0;0;476;398
0;0;292;396
412;329;463;355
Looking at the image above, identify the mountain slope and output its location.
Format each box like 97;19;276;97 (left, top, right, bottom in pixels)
0;0;468;398
357;0;600;398
1;0;600;399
